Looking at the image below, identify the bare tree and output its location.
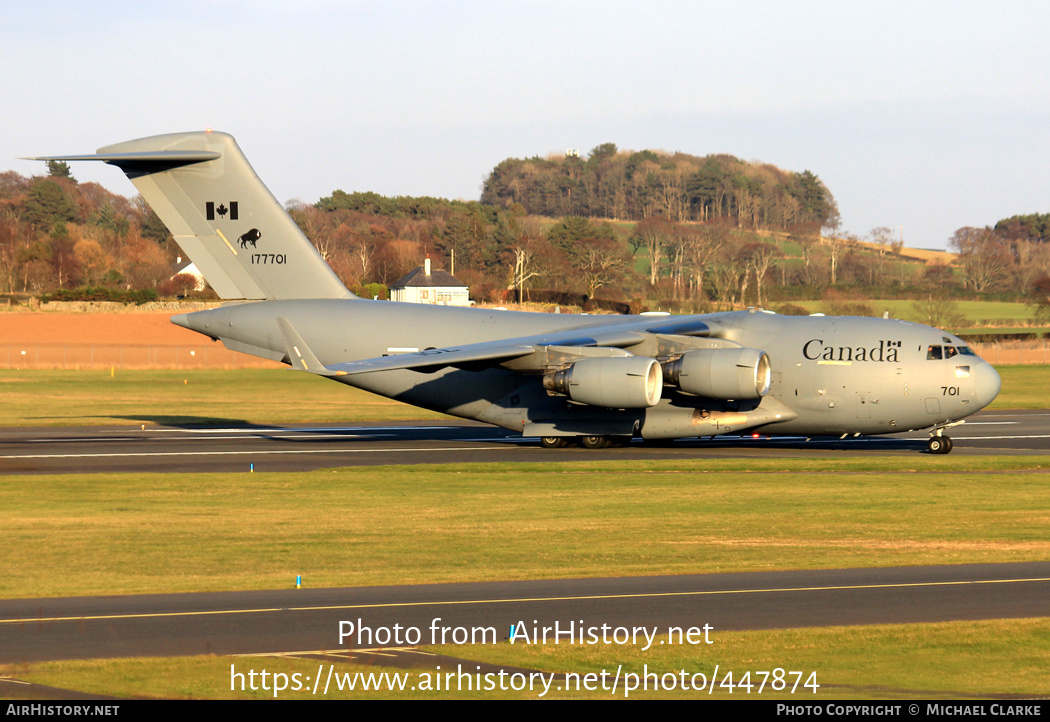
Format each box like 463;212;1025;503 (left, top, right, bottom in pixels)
1012;239;1050;294
822;226;856;286
740;242;781;307
950;227;1012;292
631;216;676;286
510;246;539;299
869;226;894;256
911;295;965;329
682;224;728;300
575;237;631;297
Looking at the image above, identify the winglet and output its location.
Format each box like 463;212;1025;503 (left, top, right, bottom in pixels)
276;317;340;377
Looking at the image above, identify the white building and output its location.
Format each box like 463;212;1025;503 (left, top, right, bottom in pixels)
389;258;471;306
170;256;206;292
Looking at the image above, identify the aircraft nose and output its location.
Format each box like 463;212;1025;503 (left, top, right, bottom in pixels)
972;360;1001;410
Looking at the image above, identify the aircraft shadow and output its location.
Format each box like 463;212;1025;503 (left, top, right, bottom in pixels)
103;415;268;429
505;435;931;453
667;436;931;453
100;417;518;445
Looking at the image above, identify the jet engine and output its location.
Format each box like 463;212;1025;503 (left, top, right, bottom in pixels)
543;356;663;408
662;348;771;400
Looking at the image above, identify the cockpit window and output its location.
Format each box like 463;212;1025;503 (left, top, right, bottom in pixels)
928;344;970;360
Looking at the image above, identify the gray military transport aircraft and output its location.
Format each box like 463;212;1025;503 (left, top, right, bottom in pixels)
32;131;1000;454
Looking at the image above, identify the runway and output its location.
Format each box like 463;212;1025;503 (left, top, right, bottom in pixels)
1;562;1047;663
1;409;1049;475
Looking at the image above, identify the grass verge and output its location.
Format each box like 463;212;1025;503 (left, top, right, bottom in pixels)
0;369;448;426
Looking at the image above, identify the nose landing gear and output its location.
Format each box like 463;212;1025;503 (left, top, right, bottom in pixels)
927;435;953;454
927;420;964;454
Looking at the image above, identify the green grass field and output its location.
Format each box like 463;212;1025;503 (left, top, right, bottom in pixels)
788;299;1037;326
986;365;1049;409
3;457;1048;598
959;327;1050;336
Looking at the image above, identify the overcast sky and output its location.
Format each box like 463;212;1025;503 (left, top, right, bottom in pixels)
5;1;1048;249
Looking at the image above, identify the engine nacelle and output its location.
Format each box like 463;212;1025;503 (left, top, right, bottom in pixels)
662;348;771;400
544;356;663;408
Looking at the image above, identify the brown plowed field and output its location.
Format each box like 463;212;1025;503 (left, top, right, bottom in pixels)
0;312;278;369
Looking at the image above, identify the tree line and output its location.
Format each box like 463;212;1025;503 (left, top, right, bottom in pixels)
0;163;177;296
2;157;1050;316
480;143;838;231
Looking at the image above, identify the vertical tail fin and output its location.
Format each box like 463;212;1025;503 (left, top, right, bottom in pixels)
32;131;353;301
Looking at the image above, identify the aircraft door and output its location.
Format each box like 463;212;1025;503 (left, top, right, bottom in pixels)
855;391;873;420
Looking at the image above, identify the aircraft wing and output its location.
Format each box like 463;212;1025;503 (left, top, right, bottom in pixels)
278;314;719;377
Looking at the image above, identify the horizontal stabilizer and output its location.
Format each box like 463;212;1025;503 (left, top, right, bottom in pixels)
25;150;222;176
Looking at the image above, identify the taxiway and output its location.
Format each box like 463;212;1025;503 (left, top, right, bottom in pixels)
1;563;1046;663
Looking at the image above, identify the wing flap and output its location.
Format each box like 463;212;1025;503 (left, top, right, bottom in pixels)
329;343;537;375
642;318;714;336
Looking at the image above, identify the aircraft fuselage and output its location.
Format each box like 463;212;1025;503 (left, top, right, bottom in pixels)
173;300;1000;440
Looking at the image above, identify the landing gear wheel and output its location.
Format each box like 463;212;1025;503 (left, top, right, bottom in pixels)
540;436;570;449
579;435;610;449
928;436;953;454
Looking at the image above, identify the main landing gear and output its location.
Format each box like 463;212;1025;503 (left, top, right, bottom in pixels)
540;436;630;449
580;435;630;449
927;420;964;454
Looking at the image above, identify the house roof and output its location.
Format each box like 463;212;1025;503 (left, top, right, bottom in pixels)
389;266;467;289
169;259;203;278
